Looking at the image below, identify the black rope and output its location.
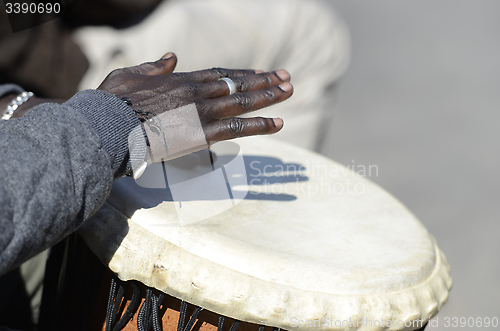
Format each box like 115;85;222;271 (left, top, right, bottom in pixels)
103;280;248;331
106;278;148;331
105;278;118;331
153;293;166;331
137;288;167;331
112;285;126;322
183;306;203;331
217;316;225;331
105;277;127;331
138;288;153;331
177;301;188;331
216;315;242;331
113;282;142;331
228;320;241;331
148;292;158;331
175;301;205;331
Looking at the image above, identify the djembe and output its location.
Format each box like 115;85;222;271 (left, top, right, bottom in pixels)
39;137;451;331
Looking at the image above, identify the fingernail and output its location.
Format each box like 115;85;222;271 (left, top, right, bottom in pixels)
278;82;293;92
255;70;265;74
273;118;284;128
275;69;290;81
162;52;174;60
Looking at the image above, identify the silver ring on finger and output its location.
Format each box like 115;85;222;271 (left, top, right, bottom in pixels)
219;77;237;95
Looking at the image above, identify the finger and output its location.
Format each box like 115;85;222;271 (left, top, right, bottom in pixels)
200;83;293;119
176;67;260;84
205;117;284;143
127;53;177;75
200;70;290;98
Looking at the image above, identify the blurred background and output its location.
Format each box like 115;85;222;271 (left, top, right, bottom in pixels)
1;0;498;330
323;0;499;329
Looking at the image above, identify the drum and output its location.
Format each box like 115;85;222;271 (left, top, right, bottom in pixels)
71;136;451;331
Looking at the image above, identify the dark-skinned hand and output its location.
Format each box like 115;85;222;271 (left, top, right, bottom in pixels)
97;53;293;145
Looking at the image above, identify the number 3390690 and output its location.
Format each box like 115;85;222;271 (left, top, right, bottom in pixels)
5;2;61;14
444;317;498;327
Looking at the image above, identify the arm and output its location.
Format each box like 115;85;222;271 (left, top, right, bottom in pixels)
0;88;139;275
0;53;293;275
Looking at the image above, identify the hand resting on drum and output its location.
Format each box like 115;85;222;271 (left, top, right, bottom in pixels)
97;52;293;145
0;54;294;275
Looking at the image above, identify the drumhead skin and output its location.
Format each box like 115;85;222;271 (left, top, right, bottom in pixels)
80;137;452;331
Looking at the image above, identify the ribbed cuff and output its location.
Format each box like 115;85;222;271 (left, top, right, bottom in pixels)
64;89;144;178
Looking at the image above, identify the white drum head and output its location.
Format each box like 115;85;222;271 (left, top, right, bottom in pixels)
80;137;451;331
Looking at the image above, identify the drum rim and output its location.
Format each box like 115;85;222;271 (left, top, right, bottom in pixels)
80;204;452;331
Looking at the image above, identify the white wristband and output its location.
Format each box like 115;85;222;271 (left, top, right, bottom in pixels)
128;103;208;179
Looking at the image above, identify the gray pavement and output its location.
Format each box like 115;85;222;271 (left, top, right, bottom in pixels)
321;0;500;329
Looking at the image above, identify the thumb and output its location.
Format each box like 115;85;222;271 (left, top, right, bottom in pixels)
129;53;177;75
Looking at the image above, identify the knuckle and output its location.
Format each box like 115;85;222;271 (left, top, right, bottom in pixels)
264;117;275;129
173;72;188;81
235;79;247;92
233;93;252;110
262;75;272;85
194;99;205;111
255;117;270;128
183;83;199;96
211;67;230;78
228;118;245;136
264;89;275;99
195;99;209;117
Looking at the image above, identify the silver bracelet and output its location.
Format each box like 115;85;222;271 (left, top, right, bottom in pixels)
1;91;34;120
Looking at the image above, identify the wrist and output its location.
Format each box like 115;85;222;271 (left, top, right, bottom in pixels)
65;89;145;178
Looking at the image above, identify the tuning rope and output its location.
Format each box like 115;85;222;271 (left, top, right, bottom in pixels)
105;279;246;331
104;277;142;331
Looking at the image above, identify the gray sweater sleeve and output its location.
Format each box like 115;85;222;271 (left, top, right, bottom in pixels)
0;86;142;275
